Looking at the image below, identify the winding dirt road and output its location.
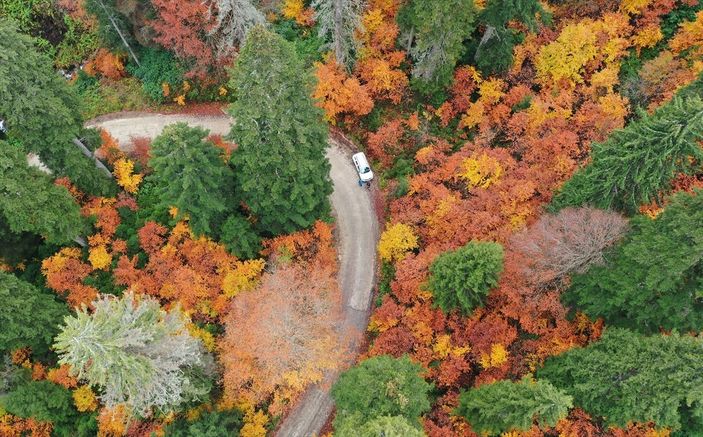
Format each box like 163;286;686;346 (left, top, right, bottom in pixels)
89;114;379;437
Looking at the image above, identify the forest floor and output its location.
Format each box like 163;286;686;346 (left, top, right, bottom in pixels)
88;113;379;437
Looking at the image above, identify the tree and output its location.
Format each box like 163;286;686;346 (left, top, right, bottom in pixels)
84;0;142;65
220;263;344;414
0;272;68;357
456;377;573;435
147;123;233;237
474;0;549;75
399;0;477;95
53;292;215;415
537;328;703;432
312;0;365;70
0;379;96;437
331;355;433;429
0;19;114;196
378;223;419;263
206;0;265;58
334;415;425;437
427;241;504;314
227;25;332;235
219;214;262;259
0;142;84;244
509;207;628;287
164;409;244;436
551;96;703;214
563;191;703;333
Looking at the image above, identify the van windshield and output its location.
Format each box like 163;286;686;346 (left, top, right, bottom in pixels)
362;167;371;174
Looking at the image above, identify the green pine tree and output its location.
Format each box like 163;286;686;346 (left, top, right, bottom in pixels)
0;271;69;357
427;241;504;314
455;377;572;435
563;190;703;333
551;95;703;214
0;19;114;196
537;328;703;432
0;141;84;244
227;25;332;236
146;123;233;237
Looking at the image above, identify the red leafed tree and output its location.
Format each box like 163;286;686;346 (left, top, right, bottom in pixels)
150;0;214;76
220;263;346;414
509;207;628;287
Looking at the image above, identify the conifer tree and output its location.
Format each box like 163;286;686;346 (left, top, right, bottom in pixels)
0;272;69;357
227;26;332;235
551;96;703;214
207;0;266;58
312;0;365;70
456;377;572;435
0;141;84;244
147;123;233;237
563;191;703;333
0;19;114;195
538;328;703;432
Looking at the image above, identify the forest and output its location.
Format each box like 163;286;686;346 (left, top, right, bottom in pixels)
1;0;703;436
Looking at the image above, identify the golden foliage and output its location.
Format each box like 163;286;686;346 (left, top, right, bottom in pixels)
240;409;268;437
479;343;509;368
378;223;419;262
97;405;129;437
88;245;112;271
458;154;503;189
113;159;143;194
221;259;266;297
73;386;99;412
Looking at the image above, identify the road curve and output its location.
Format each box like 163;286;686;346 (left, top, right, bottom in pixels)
89;114;379;437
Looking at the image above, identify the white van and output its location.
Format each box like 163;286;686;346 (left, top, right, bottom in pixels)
352;152;374;182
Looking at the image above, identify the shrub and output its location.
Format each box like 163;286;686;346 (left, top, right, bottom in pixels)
127;47;185;103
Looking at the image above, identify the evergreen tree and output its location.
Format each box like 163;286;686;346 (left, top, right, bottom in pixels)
207;0;266;58
312;0;365;70
456;377;572;435
427;241;504;314
227;25;332;236
537;328;703;432
551;96;703;214
0;379;97;437
54;292;214;415
0;141;84;244
0;20;114;196
399;0;477;96
563;191;703;333
219;214;262;259
164;409;244;436
0;271;69;357
335;415;425;437
147;123;233;236
332;355;432;430
474;0;549;75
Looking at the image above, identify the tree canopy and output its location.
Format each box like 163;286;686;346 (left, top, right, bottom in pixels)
227;25;332;235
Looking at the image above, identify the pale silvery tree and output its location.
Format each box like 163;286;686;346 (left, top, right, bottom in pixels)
53;292;214;415
207;0;266;58
312;0;365;70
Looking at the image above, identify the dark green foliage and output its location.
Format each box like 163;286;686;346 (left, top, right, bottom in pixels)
0;141;84;244
0;271;68;356
219;214;262;259
473;0;549;75
0;20;114;195
147;123;233;237
0;379;97;437
376;261;396;306
551;96;703;214
227;26;332;236
537;328;703;432
456;377;572;435
399;0;477;96
428;241;504;314
334;414;425;437
332;355;433;430
127;47;185;103
84;0;141;55
563;191;703;333
0;218;43;264
271;19;326;65
165;409;244;437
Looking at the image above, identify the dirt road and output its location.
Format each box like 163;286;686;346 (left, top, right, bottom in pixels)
89;114;379;437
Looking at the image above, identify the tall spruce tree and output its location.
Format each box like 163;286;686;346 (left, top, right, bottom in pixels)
0;19;114;196
146;123;233;237
312;0;365;70
551;95;703;214
537;328;703;432
456;377;572;435
563;190;703;333
399;0;477;96
227;26;332;235
0;271;69;357
0;141;84;244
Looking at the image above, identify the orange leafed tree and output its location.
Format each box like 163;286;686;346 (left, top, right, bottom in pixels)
313;57;374;124
220;262;346;415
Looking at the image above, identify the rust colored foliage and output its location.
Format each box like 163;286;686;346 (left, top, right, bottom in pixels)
150;0;214;77
0;414;52;437
96;130;125;166
128;137;152;171
84;49;126;80
220;262;345;415
41;248;98;308
313;57;374;124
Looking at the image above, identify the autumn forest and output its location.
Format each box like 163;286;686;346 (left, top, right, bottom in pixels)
2;0;703;436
